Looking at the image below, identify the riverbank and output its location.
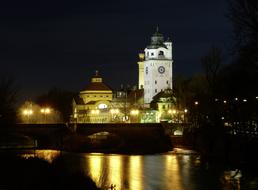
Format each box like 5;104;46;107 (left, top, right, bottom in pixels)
0;153;101;190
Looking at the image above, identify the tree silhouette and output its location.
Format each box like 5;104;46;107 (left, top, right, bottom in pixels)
0;76;18;125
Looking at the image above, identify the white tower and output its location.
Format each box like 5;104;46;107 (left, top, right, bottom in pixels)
143;28;173;104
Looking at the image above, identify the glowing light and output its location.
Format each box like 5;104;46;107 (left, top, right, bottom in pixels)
129;156;142;190
89;155;103;185
110;109;119;114
184;109;188;113
223;100;227;104
235;97;238;101
194;101;198;105
98;103;108;109
130;109;139;115
243;99;247;102
91;110;100;114
108;155;122;190
45;108;50;113
23;109;33;115
41;108;51;114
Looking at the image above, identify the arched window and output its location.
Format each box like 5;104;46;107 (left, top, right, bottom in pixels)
159;51;164;56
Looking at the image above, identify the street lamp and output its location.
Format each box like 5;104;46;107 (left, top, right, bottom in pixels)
40;107;51;123
184;109;188;123
23;109;33;123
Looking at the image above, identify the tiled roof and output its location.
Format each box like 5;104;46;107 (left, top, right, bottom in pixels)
83;82;112;91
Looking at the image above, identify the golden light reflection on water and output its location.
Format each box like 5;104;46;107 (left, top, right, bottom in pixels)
87;154;123;190
108;155;123;190
21;150;60;163
165;155;183;190
88;155;104;185
129;156;142;190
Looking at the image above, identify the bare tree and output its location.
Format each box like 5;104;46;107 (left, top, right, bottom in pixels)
228;0;258;95
228;0;258;49
0;76;19;125
201;46;222;96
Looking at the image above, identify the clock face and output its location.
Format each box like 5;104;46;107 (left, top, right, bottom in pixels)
158;66;165;74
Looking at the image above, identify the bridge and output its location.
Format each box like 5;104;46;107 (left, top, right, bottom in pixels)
0;123;183;153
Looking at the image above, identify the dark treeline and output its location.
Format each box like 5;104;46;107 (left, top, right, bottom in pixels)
174;0;258;127
172;0;258;166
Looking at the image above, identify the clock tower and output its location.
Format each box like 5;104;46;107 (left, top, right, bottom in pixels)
143;28;173;104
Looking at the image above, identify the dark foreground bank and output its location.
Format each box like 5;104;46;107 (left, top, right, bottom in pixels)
0;154;101;190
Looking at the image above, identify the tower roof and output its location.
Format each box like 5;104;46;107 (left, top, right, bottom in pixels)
147;27;167;49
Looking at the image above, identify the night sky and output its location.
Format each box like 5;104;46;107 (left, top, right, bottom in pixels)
0;0;232;101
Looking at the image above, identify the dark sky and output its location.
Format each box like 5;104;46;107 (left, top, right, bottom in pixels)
0;0;232;101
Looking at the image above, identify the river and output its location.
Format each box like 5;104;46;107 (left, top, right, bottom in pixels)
22;149;258;190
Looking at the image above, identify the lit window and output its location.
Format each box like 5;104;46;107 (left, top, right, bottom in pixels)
98;104;107;109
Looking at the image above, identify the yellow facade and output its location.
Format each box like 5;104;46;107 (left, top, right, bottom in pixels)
72;71;113;123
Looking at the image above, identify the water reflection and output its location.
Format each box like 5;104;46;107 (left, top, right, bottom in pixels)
129;156;142;190
88;154;104;185
84;154;195;190
165;155;183;190
108;155;123;190
23;150;258;190
21;149;60;163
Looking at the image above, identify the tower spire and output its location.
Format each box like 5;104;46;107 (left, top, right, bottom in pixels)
156;25;159;33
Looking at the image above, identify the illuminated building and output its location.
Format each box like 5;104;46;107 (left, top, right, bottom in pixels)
150;88;176;122
72;71;113;123
139;27;173;104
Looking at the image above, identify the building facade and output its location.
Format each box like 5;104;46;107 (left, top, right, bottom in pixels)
72;71;113;123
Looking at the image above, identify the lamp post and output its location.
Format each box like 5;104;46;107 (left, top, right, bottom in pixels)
40;107;51;123
23;109;33;123
184;109;188;123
